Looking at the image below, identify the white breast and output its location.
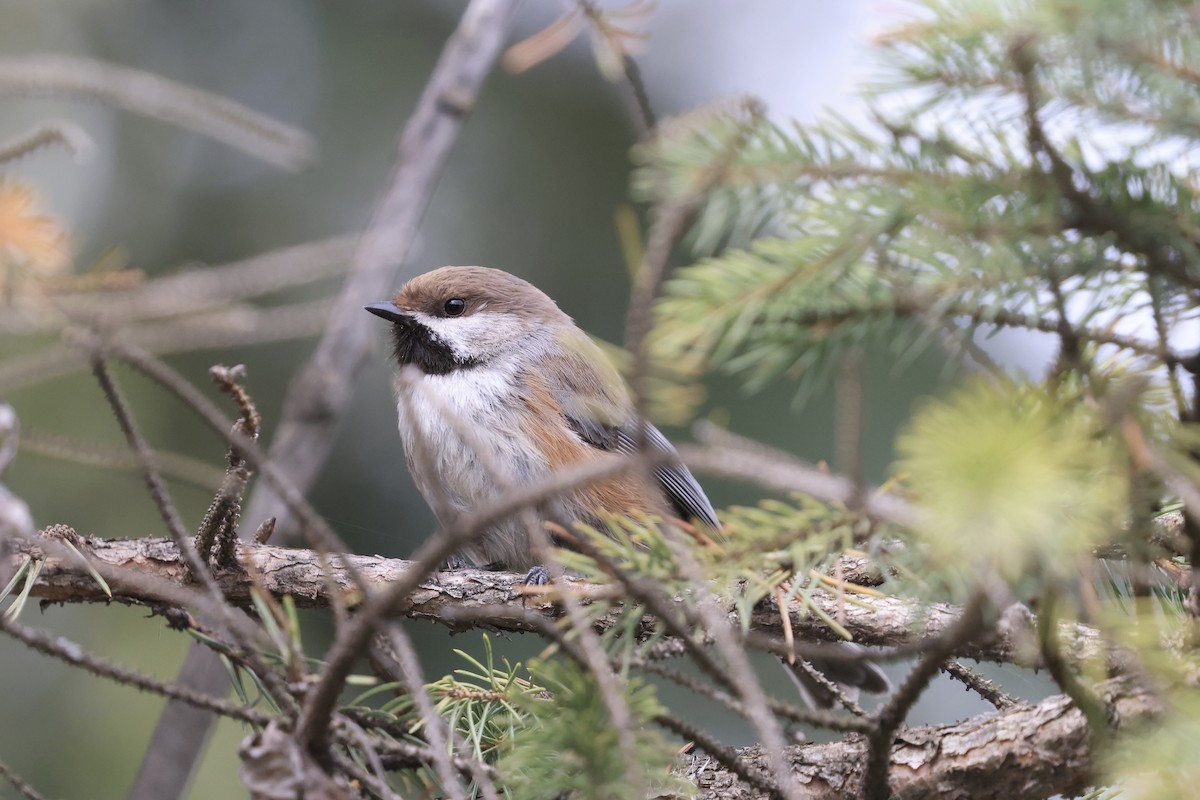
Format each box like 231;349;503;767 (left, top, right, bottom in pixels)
394;364;549;568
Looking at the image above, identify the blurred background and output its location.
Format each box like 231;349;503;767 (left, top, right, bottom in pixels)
0;1;1049;796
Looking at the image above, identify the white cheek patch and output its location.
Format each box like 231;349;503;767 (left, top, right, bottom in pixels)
417;311;528;362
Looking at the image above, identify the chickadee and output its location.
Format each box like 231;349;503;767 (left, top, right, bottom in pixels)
366;265;887;707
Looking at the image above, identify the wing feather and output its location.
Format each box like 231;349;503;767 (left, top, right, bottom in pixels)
535;330;720;530
566;415;720;530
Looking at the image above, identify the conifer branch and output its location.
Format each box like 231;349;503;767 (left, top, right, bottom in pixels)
11;533;1122;674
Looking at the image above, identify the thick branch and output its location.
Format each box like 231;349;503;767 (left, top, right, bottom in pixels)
678;678;1159;800
19;535;1110;670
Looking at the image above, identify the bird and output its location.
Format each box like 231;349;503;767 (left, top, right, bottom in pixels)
366;265;888;707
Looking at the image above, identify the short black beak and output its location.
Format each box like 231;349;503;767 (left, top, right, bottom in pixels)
364;302;409;324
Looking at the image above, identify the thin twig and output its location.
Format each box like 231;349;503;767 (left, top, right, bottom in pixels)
0;299;334;394
834;346;865;506
329;749;401;800
787;656;868;717
684;423;923;528
0;614;270;725
339;711;501;781
19;429;224;490
862;591;987;800
89;358;221;588
0;123;93;165
575;1;657;136
0;55;314;169
367;629;471;800
637;659;871;734
195;365;261;567
87;339;376;596
654;711;779;797
70;236;355;326
0;756;46;800
1037;591;1114;747
86;359;297;712
942;660;1020;711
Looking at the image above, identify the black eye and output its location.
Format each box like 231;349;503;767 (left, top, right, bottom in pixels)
443;298;466;317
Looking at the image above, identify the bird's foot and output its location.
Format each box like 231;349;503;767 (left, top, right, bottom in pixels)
441;553;471;571
523;565;550;586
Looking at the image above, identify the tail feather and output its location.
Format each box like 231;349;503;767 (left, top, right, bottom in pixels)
782;643;890;710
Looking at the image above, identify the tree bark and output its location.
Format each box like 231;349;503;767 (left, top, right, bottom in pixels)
18;534;1108;671
679;677;1157;799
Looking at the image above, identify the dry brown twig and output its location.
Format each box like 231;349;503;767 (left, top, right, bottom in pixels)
194;364;261;569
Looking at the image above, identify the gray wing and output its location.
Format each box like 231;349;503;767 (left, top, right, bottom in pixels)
565;414;721;530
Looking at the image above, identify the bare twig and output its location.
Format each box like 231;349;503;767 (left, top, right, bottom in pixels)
367;630;471;800
89;358;220;588
575;1;657;136
0;614;270;725
942;660;1021;711
862;592;987;800
0;122;93;165
833;347;865;504
684;423;923;528
339;711;501;781
656;711;778;797
637;659;870;734
0;756;46;800
1037;592;1114;747
329;749;401;800
0;402;20;477
87;359;297;716
195;365;261;568
0;299;334;394
786;657;868;717
19;429;224;490
74;236;356;326
0;55;314;169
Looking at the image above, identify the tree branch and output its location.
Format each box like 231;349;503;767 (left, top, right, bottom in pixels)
0;55;315;169
677;677;1160;800
17;534;1115;672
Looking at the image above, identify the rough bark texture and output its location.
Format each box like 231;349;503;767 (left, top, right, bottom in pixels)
679;678;1158;799
18;534;1106;670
